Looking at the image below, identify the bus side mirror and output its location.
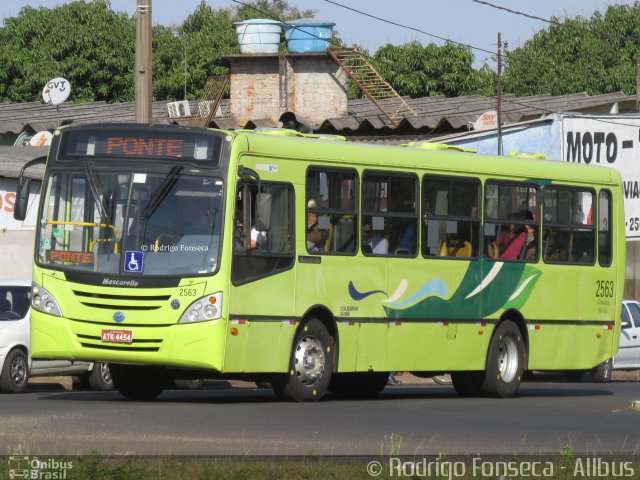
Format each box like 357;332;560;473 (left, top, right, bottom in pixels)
255;193;272;231
14;155;46;221
13;177;31;221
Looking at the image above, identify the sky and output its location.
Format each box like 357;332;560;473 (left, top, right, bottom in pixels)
0;0;636;68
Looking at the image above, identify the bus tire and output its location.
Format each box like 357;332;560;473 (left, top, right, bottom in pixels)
0;349;29;393
272;318;334;402
481;320;525;398
451;371;483;396
592;358;612;383
328;372;388;397
110;364;166;401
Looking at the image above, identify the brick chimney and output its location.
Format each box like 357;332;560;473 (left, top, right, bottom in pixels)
228;53;349;129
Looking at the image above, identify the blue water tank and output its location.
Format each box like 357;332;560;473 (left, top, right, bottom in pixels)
285;19;336;53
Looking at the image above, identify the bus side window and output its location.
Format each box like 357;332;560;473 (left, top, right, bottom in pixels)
231;182;294;285
483;182;538;262
423;176;480;259
361;171;418;257
306;169;358;255
543;187;595;265
598;190;612;267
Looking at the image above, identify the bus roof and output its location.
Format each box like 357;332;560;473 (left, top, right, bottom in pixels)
230;129;620;187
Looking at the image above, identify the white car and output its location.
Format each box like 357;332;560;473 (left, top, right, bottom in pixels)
0;279;112;393
616;300;640;370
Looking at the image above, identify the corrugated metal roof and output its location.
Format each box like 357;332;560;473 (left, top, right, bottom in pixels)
0;92;632;138
0;146;47;180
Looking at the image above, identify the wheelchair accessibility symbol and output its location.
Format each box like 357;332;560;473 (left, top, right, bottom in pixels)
124;251;144;273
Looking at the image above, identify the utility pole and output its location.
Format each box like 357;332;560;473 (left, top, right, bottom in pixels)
497;32;503;156
135;0;152;123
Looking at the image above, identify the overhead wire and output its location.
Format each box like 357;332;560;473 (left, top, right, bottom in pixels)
228;0;626;131
470;0;640;45
322;0;495;56
231;0;488;135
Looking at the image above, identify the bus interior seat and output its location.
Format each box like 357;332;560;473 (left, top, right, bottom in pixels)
437;239;448;256
438;238;472;257
323;222;335;252
451;240;472;257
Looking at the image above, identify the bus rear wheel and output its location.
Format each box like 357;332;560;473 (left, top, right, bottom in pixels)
110;364;166;401
272;318;334;402
481;320;525;398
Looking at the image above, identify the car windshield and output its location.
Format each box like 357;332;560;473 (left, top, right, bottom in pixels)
0;286;30;320
37;168;223;276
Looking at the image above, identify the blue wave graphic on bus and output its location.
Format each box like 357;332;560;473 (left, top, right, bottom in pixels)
348;281;386;300
385;278;448;308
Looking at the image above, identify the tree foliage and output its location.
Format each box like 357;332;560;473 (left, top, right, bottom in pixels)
0;0;315;103
0;0;135;103
4;0;640;104
503;2;640;96
372;41;495;98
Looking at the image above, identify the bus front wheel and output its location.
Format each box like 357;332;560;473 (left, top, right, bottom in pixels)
272;318;334;402
481;320;525;398
110;364;166;401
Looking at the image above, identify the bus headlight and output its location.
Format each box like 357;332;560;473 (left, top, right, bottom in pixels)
179;293;222;324
31;283;62;317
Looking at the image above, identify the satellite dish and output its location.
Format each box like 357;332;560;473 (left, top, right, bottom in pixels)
472;110;498;131
29;131;53;147
42;77;71;105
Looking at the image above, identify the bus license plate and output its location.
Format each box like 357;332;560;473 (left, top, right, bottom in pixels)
101;329;133;344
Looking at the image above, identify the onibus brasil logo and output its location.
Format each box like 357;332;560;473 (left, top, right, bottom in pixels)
8;456;73;479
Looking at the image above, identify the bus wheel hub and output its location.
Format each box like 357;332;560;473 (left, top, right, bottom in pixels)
294;336;325;385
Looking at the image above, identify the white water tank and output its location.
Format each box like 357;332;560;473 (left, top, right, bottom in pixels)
235;19;282;54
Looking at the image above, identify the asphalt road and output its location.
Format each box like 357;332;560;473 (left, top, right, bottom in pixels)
1;381;639;456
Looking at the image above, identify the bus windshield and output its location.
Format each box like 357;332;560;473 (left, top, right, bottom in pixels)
37;166;224;276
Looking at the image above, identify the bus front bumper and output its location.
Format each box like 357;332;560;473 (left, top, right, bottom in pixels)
29;311;226;370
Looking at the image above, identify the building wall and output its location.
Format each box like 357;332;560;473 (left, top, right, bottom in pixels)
0;230;35;280
229;54;348;128
0;178;41;280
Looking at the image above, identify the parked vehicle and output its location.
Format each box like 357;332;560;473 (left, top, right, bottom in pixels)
615;300;640;370
0;280;112;393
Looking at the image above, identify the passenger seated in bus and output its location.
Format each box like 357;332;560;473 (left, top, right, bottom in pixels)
487;212;526;260
395;222;417;255
543;228;568;262
234;205;266;251
521;210;537;260
306;199;326;253
362;222;388;255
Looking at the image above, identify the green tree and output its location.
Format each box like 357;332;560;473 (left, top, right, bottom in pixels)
372;41;495;98
234;0;316;22
503;3;640;96
158;0;317;101
0;0;135;103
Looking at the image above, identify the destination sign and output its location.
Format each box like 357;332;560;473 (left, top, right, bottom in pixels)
58;128;224;165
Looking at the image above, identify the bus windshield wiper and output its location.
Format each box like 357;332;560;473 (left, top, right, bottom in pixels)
140;164;184;221
83;161;109;221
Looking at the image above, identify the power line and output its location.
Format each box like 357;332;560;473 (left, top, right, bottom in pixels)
229;0;496;95
322;0;495;56
470;0;640;45
228;0;603;126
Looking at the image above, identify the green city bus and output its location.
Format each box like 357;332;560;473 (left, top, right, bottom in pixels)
14;123;625;401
